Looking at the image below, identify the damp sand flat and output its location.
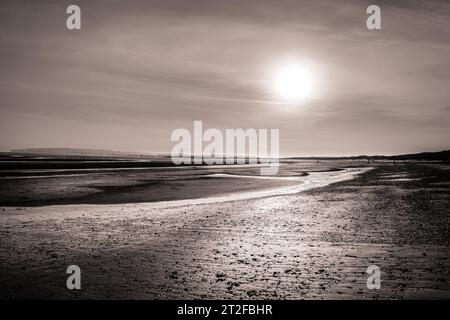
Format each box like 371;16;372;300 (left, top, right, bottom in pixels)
0;163;449;299
0;167;367;217
0;160;365;207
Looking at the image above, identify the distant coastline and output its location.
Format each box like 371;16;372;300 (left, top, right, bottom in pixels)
2;147;450;163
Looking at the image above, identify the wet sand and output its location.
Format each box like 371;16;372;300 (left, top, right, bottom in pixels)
0;160;359;207
0;162;449;299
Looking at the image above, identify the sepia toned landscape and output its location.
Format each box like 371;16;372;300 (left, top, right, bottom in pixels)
1;0;450;301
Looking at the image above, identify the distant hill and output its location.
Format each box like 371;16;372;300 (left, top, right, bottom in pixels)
289;150;450;161
9;148;166;159
388;150;450;161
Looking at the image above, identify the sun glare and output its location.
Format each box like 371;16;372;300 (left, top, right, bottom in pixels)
274;64;313;100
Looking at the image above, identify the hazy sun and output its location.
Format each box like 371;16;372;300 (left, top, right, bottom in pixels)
275;64;313;100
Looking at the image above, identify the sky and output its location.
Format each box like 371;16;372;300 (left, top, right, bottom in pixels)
0;0;449;156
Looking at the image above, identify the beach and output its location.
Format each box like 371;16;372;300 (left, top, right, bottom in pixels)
1;161;449;299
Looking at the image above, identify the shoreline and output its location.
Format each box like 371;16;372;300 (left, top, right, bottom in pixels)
0;167;371;218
